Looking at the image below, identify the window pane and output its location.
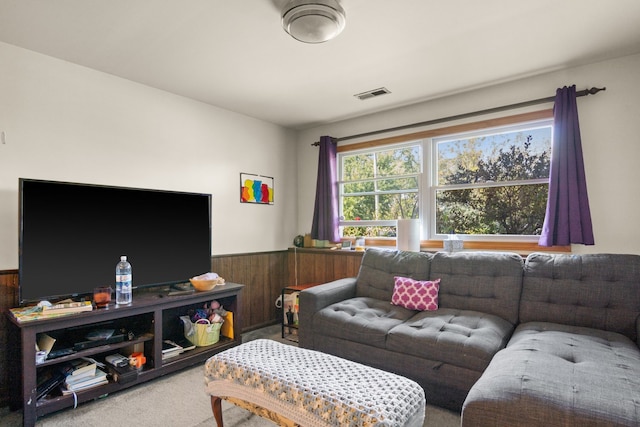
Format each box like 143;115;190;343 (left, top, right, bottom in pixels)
376;146;421;177
377;177;419;191
340;143;422;238
342;195;375;220
378;193;419;220
343;192;418;221
436;184;548;235
437;128;551;185
343;153;374;180
342;225;397;238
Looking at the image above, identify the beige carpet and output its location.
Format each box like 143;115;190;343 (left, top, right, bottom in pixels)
0;325;461;426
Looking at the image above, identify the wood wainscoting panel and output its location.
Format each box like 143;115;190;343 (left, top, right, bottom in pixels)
287;248;364;286
0;270;18;409
211;251;287;331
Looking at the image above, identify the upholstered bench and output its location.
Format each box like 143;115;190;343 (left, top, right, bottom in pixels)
204;339;426;426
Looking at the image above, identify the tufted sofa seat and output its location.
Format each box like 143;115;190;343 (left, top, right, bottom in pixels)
462;323;640;425
300;249;525;410
461;253;640;426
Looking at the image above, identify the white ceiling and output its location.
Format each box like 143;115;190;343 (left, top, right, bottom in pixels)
1;1;640;130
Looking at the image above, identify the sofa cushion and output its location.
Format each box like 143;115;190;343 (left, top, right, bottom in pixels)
462;322;640;426
312;297;417;349
431;251;524;325
522;252;640;342
392;276;440;311
356;249;433;301
387;308;514;372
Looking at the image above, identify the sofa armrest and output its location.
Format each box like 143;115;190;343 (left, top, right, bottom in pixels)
298;277;357;349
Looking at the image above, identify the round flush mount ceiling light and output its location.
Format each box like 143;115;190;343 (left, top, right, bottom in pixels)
282;0;346;44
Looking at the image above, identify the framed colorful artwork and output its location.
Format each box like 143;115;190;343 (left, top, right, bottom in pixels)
240;173;274;205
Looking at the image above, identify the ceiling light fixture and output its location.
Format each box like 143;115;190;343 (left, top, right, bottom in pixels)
282;0;346;44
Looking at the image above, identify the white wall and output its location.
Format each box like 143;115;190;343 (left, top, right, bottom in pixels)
0;42;298;270
3;43;638;270
297;53;640;255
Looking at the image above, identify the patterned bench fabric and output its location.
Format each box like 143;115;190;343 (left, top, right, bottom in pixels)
204;339;426;427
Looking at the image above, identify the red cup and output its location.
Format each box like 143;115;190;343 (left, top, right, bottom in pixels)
94;286;112;308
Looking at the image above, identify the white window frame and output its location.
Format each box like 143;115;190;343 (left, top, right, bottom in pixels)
337;113;553;243
426;119;552;242
338;141;422;238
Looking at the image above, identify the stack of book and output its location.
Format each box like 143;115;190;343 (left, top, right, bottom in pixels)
61;360;108;394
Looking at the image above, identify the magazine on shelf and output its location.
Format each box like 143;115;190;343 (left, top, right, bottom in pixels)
42;300;93;315
161;340;183;360
10;300;93;323
173;338;196;352
161;339;196;360
161;340;183;354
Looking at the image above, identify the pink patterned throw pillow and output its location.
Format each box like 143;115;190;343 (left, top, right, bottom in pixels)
391;276;441;311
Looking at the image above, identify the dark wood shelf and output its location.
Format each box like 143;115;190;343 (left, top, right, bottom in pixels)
35;335;154;368
7;283;244;427
281;283;323;342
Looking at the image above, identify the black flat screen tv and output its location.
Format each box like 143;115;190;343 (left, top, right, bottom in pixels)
19;178;212;305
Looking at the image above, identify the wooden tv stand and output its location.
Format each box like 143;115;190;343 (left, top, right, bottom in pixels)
6;283;243;427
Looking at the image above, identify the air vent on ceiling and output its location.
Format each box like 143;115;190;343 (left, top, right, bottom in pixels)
354;87;391;100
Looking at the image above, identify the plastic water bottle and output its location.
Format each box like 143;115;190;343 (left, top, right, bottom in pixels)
115;255;132;305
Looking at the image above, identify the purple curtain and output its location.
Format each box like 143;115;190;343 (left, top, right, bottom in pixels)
539;85;594;246
311;136;340;242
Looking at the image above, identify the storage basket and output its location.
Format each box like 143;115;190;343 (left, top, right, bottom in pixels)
182;318;222;347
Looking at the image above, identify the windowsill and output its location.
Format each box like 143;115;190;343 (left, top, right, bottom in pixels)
350;238;571;255
292;239;570;256
288;246;366;255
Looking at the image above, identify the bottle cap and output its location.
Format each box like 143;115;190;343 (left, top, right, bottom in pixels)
121;255;127;261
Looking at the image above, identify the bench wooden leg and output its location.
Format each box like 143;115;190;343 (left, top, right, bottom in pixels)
210;395;301;427
211;396;223;427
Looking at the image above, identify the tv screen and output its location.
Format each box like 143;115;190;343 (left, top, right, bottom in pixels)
19;178;212;305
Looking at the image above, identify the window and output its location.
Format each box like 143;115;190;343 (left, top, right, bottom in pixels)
339;143;422;238
337;115;553;241
433;122;552;238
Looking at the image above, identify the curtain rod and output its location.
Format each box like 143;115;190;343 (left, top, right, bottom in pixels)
311;86;606;146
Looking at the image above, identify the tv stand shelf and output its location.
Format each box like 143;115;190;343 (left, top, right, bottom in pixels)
35;334;154;368
6;283;243;427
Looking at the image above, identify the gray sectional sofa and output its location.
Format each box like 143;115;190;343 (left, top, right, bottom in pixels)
298;248;640;426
